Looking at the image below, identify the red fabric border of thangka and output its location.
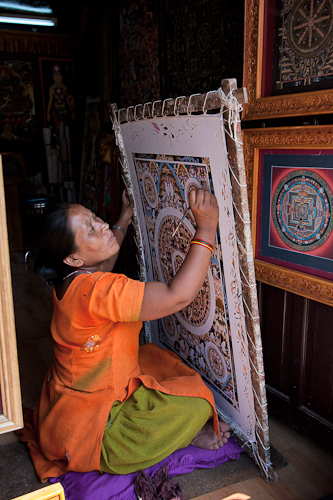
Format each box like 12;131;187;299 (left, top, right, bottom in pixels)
256;148;333;282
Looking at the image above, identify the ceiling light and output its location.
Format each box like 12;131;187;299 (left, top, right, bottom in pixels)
0;13;57;26
0;2;52;14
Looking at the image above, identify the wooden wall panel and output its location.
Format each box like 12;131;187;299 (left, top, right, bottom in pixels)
257;282;333;451
304;301;333;422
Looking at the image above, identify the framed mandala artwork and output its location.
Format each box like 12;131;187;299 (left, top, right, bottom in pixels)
111;87;274;480
243;124;333;306
242;0;333;120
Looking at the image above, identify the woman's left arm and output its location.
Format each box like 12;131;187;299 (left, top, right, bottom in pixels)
103;190;134;272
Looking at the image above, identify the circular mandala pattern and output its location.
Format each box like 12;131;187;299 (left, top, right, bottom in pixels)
155;207;215;336
272;169;333;251
205;342;227;383
288;0;333;56
142;171;158;208
161;315;178;341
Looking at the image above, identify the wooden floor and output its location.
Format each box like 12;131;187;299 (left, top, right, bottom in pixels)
196;414;333;500
2;252;333;500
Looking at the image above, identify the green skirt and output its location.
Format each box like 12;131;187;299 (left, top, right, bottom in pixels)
100;384;213;474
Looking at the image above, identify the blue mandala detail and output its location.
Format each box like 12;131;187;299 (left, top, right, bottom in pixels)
272;169;333;251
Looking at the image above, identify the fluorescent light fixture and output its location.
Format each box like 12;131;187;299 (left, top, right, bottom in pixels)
0;2;52;14
0;13;57;26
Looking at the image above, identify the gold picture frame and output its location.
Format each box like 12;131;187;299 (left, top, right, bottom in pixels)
242;0;333;121
12;483;65;500
243;125;333;306
0;155;23;434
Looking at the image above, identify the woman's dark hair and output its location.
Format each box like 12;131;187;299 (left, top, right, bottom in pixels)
34;203;77;285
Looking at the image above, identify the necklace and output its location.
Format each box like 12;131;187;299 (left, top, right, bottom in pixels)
63;270;93;281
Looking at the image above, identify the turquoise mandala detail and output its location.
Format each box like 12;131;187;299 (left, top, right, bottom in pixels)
272;169;333;251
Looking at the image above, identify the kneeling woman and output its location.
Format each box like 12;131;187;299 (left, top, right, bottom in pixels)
22;188;230;482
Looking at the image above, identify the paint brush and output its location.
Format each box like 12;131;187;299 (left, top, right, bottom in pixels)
171;208;189;238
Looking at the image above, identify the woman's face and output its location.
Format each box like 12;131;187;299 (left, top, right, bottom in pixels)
67;205;120;267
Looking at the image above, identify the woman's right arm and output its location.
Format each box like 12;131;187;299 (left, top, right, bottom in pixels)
139;188;219;322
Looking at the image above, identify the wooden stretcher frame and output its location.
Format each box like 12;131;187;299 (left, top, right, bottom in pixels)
0;155;23;434
110;79;275;481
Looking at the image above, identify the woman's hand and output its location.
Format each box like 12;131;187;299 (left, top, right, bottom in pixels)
189;188;219;244
102;190;134;272
118;189;134;230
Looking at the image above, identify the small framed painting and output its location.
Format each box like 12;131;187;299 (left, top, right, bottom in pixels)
243;124;333;306
242;0;333;120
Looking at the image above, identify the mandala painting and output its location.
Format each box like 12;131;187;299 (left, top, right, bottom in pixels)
117;115;256;442
272;169;333;251
133;153;238;407
260;154;333;280
274;0;333;93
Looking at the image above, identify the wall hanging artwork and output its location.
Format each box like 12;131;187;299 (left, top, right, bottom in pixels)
38;57;75;132
162;0;244;97
242;0;333;120
111;80;274;481
117;0;160;108
0;58;35;141
243;124;333;306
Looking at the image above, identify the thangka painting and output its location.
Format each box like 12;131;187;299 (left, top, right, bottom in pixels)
38;57;75;132
0;58;35;141
114;114;256;446
273;0;333;94
258;152;333;281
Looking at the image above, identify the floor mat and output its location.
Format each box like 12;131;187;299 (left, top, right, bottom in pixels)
176;444;287;499
1;440;286;500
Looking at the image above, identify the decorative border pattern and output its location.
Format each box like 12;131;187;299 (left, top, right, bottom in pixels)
243;125;333;306
242;0;333;120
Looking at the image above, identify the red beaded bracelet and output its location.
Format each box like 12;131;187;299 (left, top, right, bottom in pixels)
190;238;214;253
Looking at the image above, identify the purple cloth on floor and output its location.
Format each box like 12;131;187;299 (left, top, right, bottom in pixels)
49;437;243;500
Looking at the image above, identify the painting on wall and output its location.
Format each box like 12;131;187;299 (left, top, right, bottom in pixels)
117;0;160;108
38;57;75;132
243;125;333;306
259;153;333;282
243;0;333;120
162;0;244;97
271;0;333;96
0;58;35;141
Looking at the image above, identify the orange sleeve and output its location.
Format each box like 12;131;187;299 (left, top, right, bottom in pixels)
83;273;145;323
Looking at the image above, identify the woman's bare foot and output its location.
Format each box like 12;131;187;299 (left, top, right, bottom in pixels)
190;420;230;450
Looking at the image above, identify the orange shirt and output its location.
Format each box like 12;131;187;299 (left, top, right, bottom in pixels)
20;272;219;481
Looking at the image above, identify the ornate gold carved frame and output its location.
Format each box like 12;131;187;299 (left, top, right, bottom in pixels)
243;125;333;306
242;0;333;121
